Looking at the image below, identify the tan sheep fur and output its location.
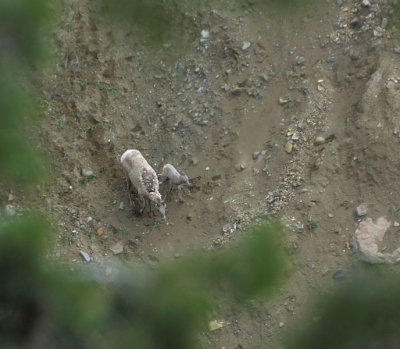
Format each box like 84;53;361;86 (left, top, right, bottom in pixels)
121;149;166;220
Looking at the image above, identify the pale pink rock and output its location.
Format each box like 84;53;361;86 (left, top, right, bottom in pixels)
352;216;400;264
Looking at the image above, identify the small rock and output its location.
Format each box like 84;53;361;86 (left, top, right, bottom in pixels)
298;188;309;194
361;0;370;7
314;136;325;145
336;0;343;6
119;201;124;210
252;151;260;160
82;169;94;177
291;132;299;141
266;196;275;204
110;241;124;255
221;83;231;91
8;193;14;202
350;17;362;29
279;322;285;328
260;74;269;82
332;269;346;281
295;222;304;232
285;142;293;154
230;88;242;96
352;216;397;264
296;56;305;65
87;216;93;223
200;30;209;40
279;97;290;105
375;26;384;34
394;222;400;227
242;41;251;51
235;163;246;172
96;227;104;236
355;204;368;217
326;56;335;64
5;204;16;217
209;320;224;331
79;251;91;263
328;213;334;218
176;63;185;74
393;48;400;54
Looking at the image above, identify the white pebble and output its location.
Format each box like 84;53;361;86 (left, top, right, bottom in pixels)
242;41;251;50
201;30;210;39
82;169;94;177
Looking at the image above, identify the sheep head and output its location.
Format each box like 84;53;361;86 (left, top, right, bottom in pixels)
149;192;166;221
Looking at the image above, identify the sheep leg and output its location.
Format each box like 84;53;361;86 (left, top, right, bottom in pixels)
164;181;173;201
148;199;155;217
125;175;135;208
177;185;185;203
139;196;146;215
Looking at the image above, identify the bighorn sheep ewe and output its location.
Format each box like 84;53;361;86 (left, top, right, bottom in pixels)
121;149;166;220
159;164;190;201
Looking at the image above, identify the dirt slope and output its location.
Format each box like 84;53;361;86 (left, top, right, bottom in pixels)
19;0;400;347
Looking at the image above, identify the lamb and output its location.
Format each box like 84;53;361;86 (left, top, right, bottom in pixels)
159;164;190;202
120;149;166;220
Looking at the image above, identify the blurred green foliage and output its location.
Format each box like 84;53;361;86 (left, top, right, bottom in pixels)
0;216;287;347
0;0;50;184
287;270;400;349
0;74;45;184
0;0;49;64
